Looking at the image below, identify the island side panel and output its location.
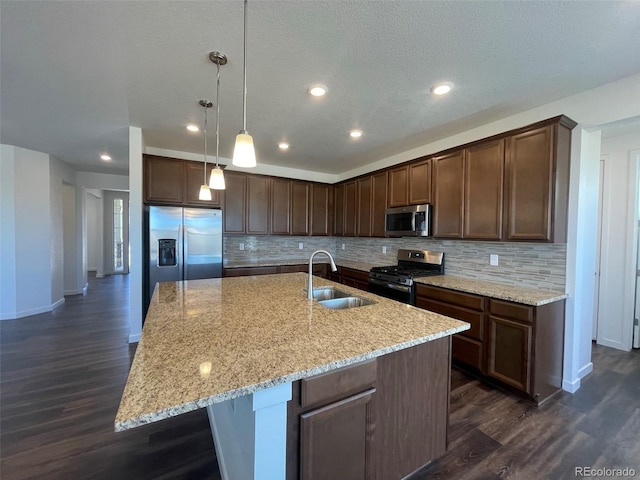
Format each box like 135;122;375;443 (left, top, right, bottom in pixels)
371;336;451;480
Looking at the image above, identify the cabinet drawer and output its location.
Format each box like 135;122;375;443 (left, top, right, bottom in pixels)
415;298;484;341
452;335;484;372
489;299;533;323
301;360;376;410
340;267;369;282
415;284;485;311
279;264;307;273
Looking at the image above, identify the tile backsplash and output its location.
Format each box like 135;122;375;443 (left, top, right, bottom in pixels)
224;236;566;291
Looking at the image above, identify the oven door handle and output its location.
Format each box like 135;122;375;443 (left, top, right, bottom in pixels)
368;278;412;293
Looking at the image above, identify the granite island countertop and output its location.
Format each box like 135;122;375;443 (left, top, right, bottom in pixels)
115;273;469;432
414;275;567;306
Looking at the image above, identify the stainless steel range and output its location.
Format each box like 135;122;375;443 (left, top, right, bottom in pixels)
368;249;444;304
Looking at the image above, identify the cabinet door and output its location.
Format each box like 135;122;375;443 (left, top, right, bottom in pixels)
311;184;332;236
271;178;291;235
246;176;270;235
185;162;221;206
504;126;554;241
300;389;374;480
222;172;246;234
387;165;408;207
357;176;372;237
291;181;311;235
487;315;532;392
464;140;504;240
344;181;357;237
371;171;387;237
144;155;185;204
409;159;432;205
334;184;345;236
432;150;464;238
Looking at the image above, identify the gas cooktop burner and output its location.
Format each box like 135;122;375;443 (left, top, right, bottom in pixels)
368;249;445;288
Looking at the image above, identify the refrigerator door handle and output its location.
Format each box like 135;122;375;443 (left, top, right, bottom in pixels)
178;223;185;280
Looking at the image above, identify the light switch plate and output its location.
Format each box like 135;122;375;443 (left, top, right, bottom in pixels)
341;243;345;250
239;243;245;251
490;254;499;266
298;242;304;250
382;246;387;254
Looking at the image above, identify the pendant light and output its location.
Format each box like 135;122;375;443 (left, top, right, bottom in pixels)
208;52;227;190
232;0;256;168
198;99;213;201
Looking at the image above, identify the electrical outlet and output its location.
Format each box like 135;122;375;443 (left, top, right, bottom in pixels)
490;254;499;266
341;243;345;250
239;243;245;251
298;242;304;250
382;246;387;254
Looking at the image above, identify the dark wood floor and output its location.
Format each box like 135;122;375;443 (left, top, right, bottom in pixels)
2;274;639;479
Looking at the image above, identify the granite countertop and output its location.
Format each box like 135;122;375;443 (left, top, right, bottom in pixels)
414;275;567;306
115;273;468;432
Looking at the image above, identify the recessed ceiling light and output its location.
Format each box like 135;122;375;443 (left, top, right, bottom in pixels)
431;83;452;95
349;129;363;138
186;124;200;132
278;142;290;150
308;84;328;97
100;154;112;161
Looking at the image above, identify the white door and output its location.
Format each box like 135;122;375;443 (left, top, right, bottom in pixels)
104;190;130;275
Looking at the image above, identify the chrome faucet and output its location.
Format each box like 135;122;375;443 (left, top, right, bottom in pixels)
308;250;337;299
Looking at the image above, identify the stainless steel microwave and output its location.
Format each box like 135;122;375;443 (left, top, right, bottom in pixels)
385;204;432;237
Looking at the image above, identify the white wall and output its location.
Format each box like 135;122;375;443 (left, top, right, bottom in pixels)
596;132;640;351
49;156;76;306
129;126;144;343
86;189;103;274
63;182;80;294
0;146;53;319
1;145;17;317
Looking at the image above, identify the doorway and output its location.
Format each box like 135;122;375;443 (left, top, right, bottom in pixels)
103;191;130;275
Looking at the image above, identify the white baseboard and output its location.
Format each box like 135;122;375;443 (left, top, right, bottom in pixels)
128;333;140;343
96;274;104;278
1;302;57;320
51;298;65;310
562;377;581;393
578;361;594;379
64;289;84;295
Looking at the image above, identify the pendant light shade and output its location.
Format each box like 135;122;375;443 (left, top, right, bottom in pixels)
233;132;256;168
232;0;257;168
209;165;226;190
199;184;212;201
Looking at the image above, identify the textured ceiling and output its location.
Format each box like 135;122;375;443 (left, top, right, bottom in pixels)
2;1;640;176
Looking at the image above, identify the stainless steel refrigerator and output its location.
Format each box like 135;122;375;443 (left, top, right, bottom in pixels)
144;206;222;313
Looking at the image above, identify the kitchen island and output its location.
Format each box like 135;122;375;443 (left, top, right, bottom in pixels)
115;273;469;479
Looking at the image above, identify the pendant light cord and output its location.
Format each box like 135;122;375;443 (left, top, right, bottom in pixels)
216;62;220;167
242;0;248;133
203;105;209;183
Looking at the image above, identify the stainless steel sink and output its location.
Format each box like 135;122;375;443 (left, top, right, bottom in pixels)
317;296;376;310
306;286;353;301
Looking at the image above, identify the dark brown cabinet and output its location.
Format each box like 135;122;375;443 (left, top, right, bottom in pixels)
409;158;432;205
504;118;573;242
333;184;345;236
246;176;270;235
222;171;247;234
464;140;504;240
415;284;486;373
415;284;565;405
387;165;409;207
432;150;465;238
339;267;370;291
371;171;388;237
223;263;326;277
311;184;333;236
343;181;357;237
356;176;372;237
144;154;222;207
291;182;311;236
271;178;292;235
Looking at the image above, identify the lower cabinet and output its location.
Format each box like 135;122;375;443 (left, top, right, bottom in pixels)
415;283;565;405
338;267;370;291
223;263;326;277
287;338;451;480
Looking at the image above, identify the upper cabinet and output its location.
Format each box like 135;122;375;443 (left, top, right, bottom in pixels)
371;171;388;237
291;181;311;235
387;165;409;207
432;150;465;238
333;184;345;237
409;158;432;205
144;154;221;207
271;178;291;235
504;120;573;242
311;184;333;236
356;176;373;237
246;175;270;235
343;181;357;237
463;139;505;240
222;171;247;234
